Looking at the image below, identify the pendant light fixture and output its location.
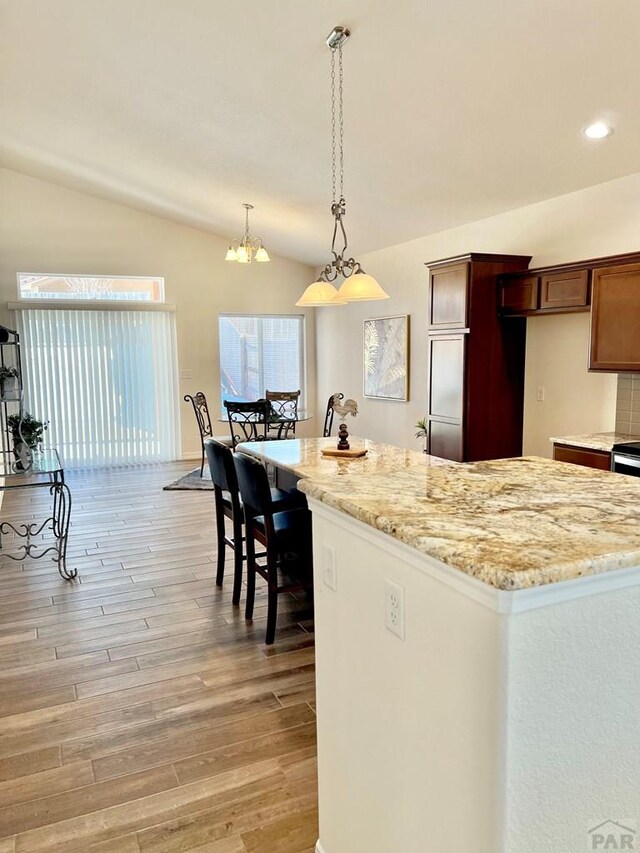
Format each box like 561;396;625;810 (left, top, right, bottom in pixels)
296;26;389;307
225;203;270;264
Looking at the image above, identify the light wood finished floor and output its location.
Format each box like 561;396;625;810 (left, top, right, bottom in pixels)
0;461;317;852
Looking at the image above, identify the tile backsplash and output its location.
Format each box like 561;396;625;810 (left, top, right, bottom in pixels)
615;374;640;435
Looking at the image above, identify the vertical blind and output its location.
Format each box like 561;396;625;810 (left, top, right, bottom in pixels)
218;314;305;407
16;308;180;468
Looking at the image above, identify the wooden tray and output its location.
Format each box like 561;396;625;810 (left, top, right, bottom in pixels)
321;447;368;458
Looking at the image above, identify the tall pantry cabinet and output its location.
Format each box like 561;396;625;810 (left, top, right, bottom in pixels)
426;253;531;462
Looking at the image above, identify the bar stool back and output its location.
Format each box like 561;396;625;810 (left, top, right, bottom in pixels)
204;438;245;605
234;451;313;645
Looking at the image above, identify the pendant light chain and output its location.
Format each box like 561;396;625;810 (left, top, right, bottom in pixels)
330;48;336;203
338;45;344;201
330;45;345;204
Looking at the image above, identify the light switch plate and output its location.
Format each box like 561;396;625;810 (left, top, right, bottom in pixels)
179;369;193;380
322;543;337;592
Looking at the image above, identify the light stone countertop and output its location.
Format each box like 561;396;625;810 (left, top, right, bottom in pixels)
549;431;639;452
239;436;640;591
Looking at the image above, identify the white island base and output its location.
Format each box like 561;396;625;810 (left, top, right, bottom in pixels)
310;499;640;853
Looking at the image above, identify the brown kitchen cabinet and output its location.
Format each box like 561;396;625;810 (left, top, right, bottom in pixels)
499;275;539;315
428;421;464;462
540;269;589;310
499;269;591;316
426;253;531;462
429;262;469;329
552;443;612;471
589;262;640;372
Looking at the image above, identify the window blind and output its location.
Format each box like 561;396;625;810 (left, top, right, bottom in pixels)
218;314;305;407
16;308;179;468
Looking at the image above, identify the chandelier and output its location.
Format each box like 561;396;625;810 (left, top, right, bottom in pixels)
296;26;389;307
225;203;270;264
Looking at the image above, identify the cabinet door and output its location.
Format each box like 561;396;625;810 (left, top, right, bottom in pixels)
590;263;640;371
428;334;465;421
540;269;589;310
553;444;611;471
427;333;465;463
429;263;469;329
499;276;539;315
428;421;464;462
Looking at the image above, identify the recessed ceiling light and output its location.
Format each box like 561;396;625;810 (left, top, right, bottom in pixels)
583;121;613;140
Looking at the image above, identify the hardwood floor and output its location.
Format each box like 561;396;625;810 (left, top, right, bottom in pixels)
0;462;317;852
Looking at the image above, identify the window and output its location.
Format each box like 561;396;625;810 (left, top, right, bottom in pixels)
17;273;164;302
219;314;305;407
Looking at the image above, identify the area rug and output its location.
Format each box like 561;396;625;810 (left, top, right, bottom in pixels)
163;468;213;491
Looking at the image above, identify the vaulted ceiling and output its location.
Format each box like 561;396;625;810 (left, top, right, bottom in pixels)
1;0;639;264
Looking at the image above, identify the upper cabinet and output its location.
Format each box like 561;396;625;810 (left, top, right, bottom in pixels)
540;269;589;310
429;262;469;329
590;263;640;372
497;250;640;372
499;268;590;317
500;275;539;314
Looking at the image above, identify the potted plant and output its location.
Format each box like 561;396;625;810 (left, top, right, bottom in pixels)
415;417;429;453
0;366;20;398
7;412;48;469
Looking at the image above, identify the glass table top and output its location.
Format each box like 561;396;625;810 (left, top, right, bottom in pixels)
0;448;62;479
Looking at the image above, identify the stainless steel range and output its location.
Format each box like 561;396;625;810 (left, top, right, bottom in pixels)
611;441;640;477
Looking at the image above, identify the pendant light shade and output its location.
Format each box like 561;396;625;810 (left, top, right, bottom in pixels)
336;272;390;302
254;245;270;263
235;245;250;264
296;280;346;307
225;246;238;262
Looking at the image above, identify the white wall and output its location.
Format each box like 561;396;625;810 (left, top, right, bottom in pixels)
0;168;316;457
317;172;640;457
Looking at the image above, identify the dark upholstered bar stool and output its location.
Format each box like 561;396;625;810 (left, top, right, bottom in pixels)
234;452;313;645
205;438;302;607
205;438;245;605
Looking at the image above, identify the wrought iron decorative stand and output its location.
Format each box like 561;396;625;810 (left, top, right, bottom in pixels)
0;471;78;580
0;325;75;580
0;454;75;580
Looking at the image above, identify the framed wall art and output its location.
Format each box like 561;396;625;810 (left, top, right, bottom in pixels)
363;314;410;401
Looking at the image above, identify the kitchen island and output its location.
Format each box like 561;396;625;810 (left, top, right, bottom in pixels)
239;437;640;853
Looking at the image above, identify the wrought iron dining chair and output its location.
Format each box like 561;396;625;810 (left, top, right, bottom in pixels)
323;392;344;437
224;399;271;449
184;391;213;477
234;451;313;645
265;389;300;439
204;438;300;607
